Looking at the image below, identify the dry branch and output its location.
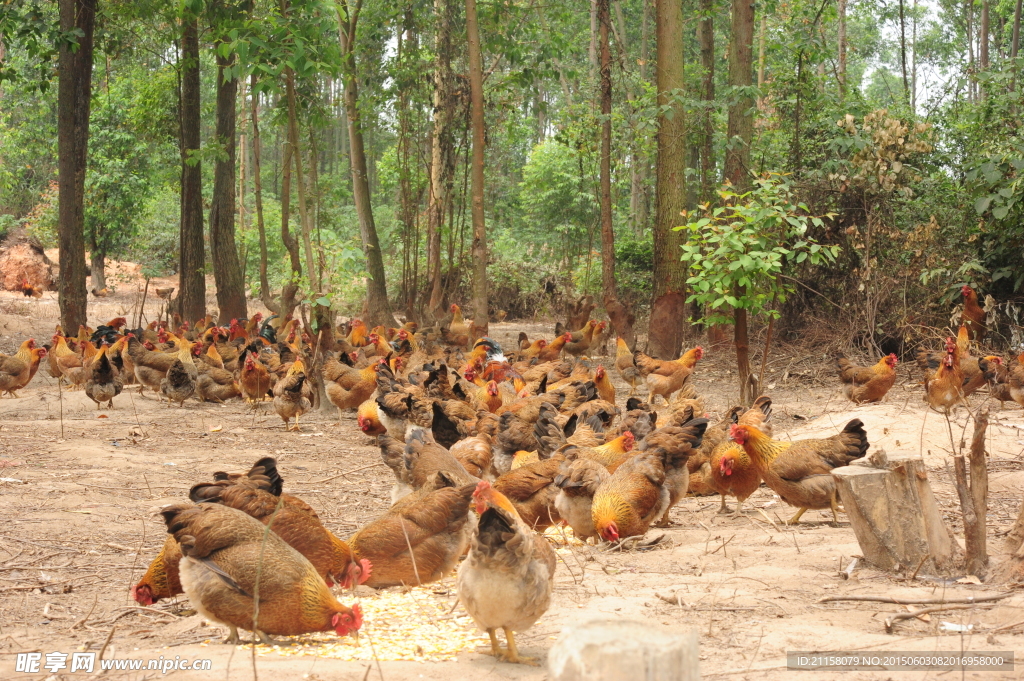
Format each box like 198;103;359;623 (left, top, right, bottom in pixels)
818;593;1011;605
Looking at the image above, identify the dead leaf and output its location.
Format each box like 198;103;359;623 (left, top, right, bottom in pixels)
956;575;982;584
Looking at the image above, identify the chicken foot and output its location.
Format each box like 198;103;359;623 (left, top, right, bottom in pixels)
486;627;536;665
786;507;807;525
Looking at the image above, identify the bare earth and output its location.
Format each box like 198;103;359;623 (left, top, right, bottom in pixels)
0;281;1022;681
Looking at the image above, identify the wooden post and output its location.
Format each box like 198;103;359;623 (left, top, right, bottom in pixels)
955;408;989;578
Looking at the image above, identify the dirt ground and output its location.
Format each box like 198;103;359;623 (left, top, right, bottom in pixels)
0;278;1022;680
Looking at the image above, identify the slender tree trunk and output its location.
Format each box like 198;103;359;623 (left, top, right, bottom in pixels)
899;0;910;103
57;0;96;333
89;246;106;292
178;14;205;324
1013;0;1023;91
725;0;755;402
838;0;846;100
280;135;301;319
980;0;990;97
208;49;247;323
589;0;599;84
426;0;457;322
699;0;714;203
285;68;318;294
250;76;278;314
337;1;398;329
648;0;687;359
466;0;489;336
724;0;755;190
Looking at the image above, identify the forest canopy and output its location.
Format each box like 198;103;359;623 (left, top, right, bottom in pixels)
1;0;1022;365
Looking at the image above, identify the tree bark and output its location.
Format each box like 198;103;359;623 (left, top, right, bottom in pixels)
89;247;106;292
838;0;847;100
426;0;457;322
337;0;398;329
250;75;278;314
698;0;714;204
178;14;206;324
899;0;910;103
735;289;751;404
596;0;633;348
280;133;301;319
467;0;488;337
980;0;990;98
648;0;687;359
57;0;96;333
208;49;247;324
284;68;318;293
723;0;754;191
1013;0;1022;91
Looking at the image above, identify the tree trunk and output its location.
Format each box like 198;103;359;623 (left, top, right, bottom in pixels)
723;0;754;191
425;0;457;322
735;292;751;404
698;0;714;204
89;247;106;292
596;0;634;347
280;133;301;319
336;1;398;329
467;0;489;337
899;0;910;103
56;0;96;333
648;0;687;359
208;49;247;324
284;68;318;292
178;14;205;324
250;76;278;314
980;0;990;98
1013;0;1022;91
838;0;846;99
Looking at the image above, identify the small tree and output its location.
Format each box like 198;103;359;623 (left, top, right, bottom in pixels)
679;175;839;403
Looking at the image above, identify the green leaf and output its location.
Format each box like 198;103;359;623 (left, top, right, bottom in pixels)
974;196;992;214
993;206;1010;220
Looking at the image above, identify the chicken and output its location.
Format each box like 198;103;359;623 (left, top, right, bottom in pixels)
160;502;362;644
0;339;36;397
706;396;772;515
563;320;596;358
380;429;477;503
592;365;615;404
684;406;743;495
492;453;564;531
633;346;703;404
457;481;556;665
239;350;273;403
449;431;495;479
836;353;898;403
614;337;641;396
574;431;636;470
591;418;707;542
131;535;183;605
729;419;868;525
591;321;610;356
924;337;965;412
961;285;986;340
640;420;710;525
535;333;569;362
553;458;609;540
324;355;380;417
196;360;241;403
19;279;43;298
126;335;178;395
189;457;370;588
84;345;123;409
446;303;471;348
52;334;88;389
349;476;476;588
273;358;312;431
160;339;198;406
521;338;548;359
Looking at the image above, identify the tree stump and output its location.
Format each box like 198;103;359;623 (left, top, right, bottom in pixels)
832;451;964;576
548;619;699;681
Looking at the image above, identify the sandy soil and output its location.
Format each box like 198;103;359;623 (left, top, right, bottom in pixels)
0;280;1022;681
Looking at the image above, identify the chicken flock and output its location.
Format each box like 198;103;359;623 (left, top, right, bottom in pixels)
0;287;1013;662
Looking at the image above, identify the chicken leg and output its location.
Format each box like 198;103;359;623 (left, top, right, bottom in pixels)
717;495;731;514
501;626;536;665
786;507;808;525
728;498;746;518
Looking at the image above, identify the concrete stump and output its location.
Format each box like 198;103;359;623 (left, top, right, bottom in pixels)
833;452;964;576
548;619;699;681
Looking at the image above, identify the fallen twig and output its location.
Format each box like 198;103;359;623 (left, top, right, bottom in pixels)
884;604;986;634
819;593;1012;605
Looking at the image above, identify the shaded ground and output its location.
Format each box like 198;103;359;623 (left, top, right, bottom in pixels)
0;283;1022;680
